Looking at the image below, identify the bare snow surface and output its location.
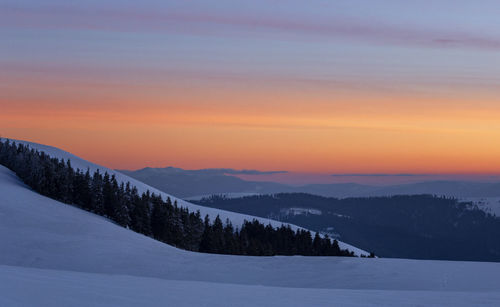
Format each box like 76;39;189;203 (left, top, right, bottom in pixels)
2;266;500;307
1;140;500;306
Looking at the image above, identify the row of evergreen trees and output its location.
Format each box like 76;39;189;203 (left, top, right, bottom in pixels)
0;139;355;257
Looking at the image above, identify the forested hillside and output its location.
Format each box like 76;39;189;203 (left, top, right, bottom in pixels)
194;193;500;261
0;139;355;257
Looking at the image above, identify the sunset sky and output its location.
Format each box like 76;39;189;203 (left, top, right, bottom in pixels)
2;1;500;179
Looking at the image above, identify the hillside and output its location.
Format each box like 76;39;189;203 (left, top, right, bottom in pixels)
193;194;500;261
3;138;364;255
2;164;500;306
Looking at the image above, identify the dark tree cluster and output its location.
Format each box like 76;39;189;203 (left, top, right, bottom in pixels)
0;139;355;257
199;217;354;256
195;193;500;261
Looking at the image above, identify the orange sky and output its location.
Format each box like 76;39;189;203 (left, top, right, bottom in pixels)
3;89;500;173
3;1;500;174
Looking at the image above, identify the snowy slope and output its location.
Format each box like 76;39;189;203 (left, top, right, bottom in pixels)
464;197;500;217
1;165;500;306
2;266;500;307
185;192;262;201
3;138;365;255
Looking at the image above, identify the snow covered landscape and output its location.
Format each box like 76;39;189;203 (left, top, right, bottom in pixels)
465;197;500;217
1;140;500;306
6;139;364;255
4;1;500;304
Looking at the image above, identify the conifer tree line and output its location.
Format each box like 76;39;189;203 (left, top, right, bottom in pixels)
0;139;355;257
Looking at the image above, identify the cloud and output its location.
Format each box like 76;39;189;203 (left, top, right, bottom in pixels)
133;166;288;176
187;168;288;176
2;4;500;51
332;174;423;177
222;169;288;175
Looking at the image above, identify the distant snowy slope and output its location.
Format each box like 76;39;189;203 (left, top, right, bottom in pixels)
464;197;500;217
3;138;365;255
185;192;262;201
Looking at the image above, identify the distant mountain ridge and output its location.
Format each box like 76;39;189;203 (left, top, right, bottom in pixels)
119;167;500;199
118;167;290;199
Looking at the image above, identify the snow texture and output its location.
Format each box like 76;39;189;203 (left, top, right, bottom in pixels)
185;192;262;201
281;207;323;216
2;265;500;307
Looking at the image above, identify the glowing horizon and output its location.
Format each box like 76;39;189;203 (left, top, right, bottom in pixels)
2;1;500;177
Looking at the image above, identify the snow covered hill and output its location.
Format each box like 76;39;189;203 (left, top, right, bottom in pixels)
2;138;365;255
1;165;500;306
464;197;500;217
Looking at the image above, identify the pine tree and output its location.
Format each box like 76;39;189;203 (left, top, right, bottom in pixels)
223;219;237;254
312;232;322;256
129;187;151;235
151;195;168;241
91;170;104;214
114;182;131;227
199;215;213;253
